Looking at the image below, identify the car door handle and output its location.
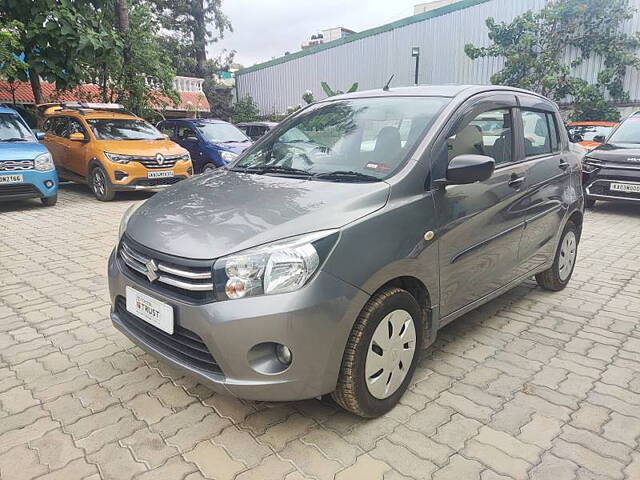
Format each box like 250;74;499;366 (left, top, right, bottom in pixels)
508;175;526;189
559;159;570;170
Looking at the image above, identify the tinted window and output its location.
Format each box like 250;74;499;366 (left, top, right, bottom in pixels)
177;125;199;141
448;108;513;165
196;123;249;143
235;96;449;180
158;122;175;137
86;119;163;140
45;117;68;137
547;113;559;152
522;110;552;157
0;113;34;141
607;116;640;144
68;118;86;138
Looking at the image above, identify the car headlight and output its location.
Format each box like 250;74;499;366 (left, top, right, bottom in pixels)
582;157;603;173
213;230;339;300
220;151;238;163
178;152;191;162
34;152;54;171
105;152;132;164
118;202;143;240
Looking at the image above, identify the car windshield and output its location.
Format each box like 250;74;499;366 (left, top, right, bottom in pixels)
568;125;614;142
87;118;163;140
0;113;34;141
197;122;249;143
232;96;450;181
607;117;640;145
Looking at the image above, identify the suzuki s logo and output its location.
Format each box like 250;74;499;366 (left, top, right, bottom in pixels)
145;259;159;282
156;153;165;165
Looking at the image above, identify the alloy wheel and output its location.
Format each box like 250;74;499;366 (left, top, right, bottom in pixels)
93;170;106;197
558;230;577;281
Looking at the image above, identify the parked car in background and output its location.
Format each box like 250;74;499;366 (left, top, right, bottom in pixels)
40;103;192;201
582;112;640;207
567;121;617;149
0;105;58;206
109;85;583;418
157;118;251;173
237;121;278;141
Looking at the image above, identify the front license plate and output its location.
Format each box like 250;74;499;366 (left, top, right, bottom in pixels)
147;170;174;179
125;286;174;334
610;182;640;193
0;174;23;184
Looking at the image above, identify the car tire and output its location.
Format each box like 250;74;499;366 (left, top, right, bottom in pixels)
332;287;424;418
585;197;596;208
41;194;57;207
202;163;217;174
90;166;116;202
535;220;579;291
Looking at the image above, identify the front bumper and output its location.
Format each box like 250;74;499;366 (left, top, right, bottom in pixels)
107;249;368;401
584;167;640;202
0;169;58;201
106;159;193;190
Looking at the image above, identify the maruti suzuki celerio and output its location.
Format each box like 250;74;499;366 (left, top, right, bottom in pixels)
109;86;583;417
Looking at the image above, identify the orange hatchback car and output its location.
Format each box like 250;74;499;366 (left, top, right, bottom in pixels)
41;103;193;201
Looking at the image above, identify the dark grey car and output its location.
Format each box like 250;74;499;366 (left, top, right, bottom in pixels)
108;85;583;417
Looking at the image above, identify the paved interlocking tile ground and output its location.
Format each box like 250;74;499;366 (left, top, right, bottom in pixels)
1;184;640;480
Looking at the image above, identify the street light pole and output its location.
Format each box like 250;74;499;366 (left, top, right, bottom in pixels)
411;47;420;85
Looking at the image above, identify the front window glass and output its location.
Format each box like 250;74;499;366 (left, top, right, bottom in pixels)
448;109;513;165
606;117;640;144
87;118;163;140
567;125;613;142
233;97;450;180
0;113;34;141
522;110;553;157
196;123;249;143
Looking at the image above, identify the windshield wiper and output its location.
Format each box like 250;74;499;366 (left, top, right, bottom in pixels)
312;171;381;182
1;137;28;142
232;165;312;176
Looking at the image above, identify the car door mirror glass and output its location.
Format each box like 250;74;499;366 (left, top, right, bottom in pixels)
446;154;495;185
69;132;86;142
34;130;45;140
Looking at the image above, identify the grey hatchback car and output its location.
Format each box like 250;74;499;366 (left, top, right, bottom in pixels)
108;85;583;417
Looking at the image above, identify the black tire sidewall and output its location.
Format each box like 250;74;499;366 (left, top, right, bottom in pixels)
351;290;424;417
91;167;113;201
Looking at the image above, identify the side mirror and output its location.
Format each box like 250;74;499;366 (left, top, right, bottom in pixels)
593;135;606;144
34;131;45;140
444;154;495;185
569;133;583;143
69;132;86;142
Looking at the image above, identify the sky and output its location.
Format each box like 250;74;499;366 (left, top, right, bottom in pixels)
210;0;428;67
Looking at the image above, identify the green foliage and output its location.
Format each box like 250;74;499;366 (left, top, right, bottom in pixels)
231;95;259;123
0;20;28;80
464;0;640;121
320;81;359;97
302;90;315;105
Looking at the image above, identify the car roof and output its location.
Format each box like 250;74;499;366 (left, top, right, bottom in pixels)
167;118;228;124
49;110;139;120
0;105;19;115
567;121;617;127
238;121;278;127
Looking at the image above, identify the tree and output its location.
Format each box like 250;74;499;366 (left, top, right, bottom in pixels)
0;20;28;82
231;95;259;123
464;0;640;121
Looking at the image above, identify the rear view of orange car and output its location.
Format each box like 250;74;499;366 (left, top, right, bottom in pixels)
41;103;193;201
567;121;617;150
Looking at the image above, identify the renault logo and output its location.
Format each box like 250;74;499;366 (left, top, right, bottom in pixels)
145;259;159;282
156;153;165;165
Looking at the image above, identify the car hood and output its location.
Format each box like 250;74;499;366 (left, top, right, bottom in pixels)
126;170;390;260
95;139;187;156
0;141;49;160
587;143;640;165
209;141;251;155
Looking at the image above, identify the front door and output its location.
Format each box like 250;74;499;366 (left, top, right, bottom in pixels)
433;94;529;318
59;117;91;177
43;117;68;169
175;123;205;168
515;96;572;272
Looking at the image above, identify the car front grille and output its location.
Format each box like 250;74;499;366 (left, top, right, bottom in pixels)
118;236;215;302
0;184;40;197
115;297;222;374
0;160;34;171
132;176;186;187
131;154;184;169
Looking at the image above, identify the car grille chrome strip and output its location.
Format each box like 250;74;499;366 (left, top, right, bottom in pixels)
0;160;34;171
119;239;214;292
126;154;184;169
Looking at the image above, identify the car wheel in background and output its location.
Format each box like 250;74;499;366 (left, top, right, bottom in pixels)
41;194;57;207
332;287;424;418
91;166;116;202
535;220;578;291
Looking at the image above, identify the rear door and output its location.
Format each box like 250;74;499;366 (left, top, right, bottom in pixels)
434;93;530;318
43;117;68;168
60;117;91;176
516;95;572;272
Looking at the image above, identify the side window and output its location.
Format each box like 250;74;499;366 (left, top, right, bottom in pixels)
51;117;68;137
177;125;198;141
158;122;175;138
67;118;85;138
522;110;553;157
447;108;513;165
546;113;560;152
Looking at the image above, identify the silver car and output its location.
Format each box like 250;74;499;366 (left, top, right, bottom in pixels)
108;85;583;417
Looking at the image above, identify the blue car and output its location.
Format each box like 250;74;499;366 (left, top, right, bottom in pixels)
0;106;58;206
157;118;251;173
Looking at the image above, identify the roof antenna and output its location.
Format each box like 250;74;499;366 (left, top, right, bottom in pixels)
383;74;395;92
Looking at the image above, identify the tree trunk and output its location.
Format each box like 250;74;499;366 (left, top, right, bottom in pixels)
115;0;131;64
192;0;207;77
28;69;44;104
